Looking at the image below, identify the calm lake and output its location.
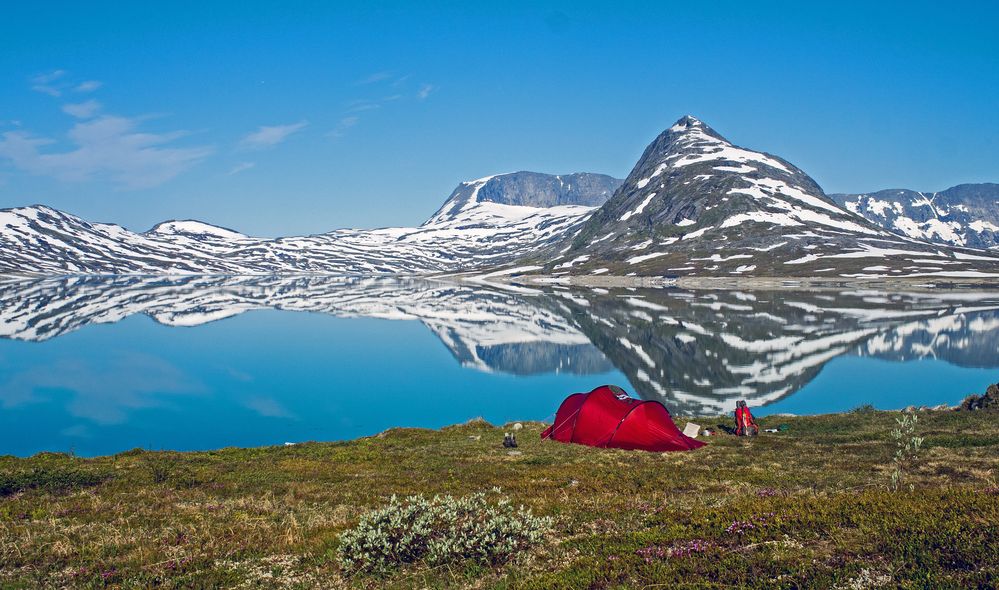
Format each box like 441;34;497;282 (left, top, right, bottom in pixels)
2;275;997;457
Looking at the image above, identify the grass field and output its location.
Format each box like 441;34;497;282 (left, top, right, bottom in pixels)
1;408;997;589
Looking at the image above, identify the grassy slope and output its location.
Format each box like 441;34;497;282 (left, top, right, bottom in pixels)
1;410;997;589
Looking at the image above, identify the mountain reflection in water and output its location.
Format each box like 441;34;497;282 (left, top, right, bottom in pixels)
1;275;997;454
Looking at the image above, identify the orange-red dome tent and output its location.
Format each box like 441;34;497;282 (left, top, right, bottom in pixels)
541;385;704;452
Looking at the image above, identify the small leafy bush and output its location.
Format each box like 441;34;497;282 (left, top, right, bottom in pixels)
888;412;924;491
337;490;552;574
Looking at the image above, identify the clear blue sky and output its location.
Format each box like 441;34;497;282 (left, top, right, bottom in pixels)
1;1;996;236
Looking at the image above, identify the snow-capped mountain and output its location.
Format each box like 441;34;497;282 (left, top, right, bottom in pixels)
0;172;620;276
830;184;999;250
538;116;999;278
4;117;998;280
425;171;619;223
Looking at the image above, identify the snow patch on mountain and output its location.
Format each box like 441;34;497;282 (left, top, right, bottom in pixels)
0;171;621;277
832;184;999;250
543;116;999;277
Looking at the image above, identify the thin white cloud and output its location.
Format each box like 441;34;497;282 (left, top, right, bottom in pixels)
328;116;360;138
345;100;382;113
355;71;394;85
62;99;102;119
30;69;67;97
334;74;432;140
243;395;296;419
416;83;436;100
227;161;255;175
238;121;308;150
0;115;214;190
343;92;405;117
32;86;62;97
32;70;66;84
30;71;102;97
74;80;103;93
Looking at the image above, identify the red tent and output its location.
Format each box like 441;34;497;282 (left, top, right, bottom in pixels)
541;385;704;452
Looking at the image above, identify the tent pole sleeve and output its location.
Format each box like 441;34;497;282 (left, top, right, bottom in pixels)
600;401;653;447
544;407;582;440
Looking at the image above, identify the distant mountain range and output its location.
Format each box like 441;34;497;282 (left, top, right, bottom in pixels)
0;172;619;276
830;184;999;250
2;116;998;279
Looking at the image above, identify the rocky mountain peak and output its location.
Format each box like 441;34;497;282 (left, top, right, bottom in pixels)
663;115;718;138
537;117;999;278
422;171;621;226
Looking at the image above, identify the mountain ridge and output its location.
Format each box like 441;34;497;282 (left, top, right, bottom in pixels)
830;183;999;250
2;117;998;280
528;116;999;279
0;171;617;276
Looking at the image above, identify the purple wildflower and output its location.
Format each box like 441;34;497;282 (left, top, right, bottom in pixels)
636;539;716;562
669;539;715;557
725;512;777;534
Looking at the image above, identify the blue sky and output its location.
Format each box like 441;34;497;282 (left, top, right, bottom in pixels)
1;1;997;236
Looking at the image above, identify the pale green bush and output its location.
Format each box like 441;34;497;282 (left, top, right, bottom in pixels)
888;411;924;491
337;489;553;574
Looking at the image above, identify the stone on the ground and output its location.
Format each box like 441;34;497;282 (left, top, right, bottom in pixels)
960;382;998;411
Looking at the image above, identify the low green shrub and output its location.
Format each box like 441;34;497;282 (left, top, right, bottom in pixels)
0;467;111;497
337;490;553;575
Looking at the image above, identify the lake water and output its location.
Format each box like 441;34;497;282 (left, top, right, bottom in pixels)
2;276;997;457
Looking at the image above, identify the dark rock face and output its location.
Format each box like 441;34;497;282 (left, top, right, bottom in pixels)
424;171;621;224
831;183;999;250
536;116;999;277
473;342;615;376
479;172;621;208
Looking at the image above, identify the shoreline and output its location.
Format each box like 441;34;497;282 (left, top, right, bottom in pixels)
4;404;966;461
497;273;999;291
4;270;999;292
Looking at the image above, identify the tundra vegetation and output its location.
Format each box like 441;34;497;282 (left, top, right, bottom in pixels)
1;408;997;589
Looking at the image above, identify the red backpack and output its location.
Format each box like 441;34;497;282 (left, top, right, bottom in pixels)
735;403;759;436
